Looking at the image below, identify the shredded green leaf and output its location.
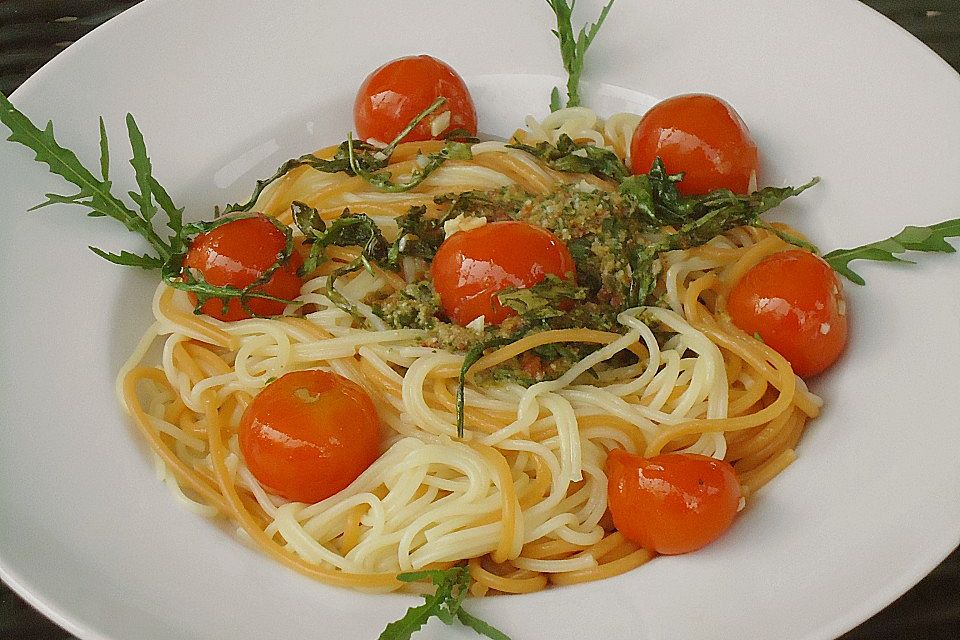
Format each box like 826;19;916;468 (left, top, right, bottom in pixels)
823;218;960;285
225;97;465;215
546;0;616;111
294;209;391;318
349;135;473;193
221;152;354;215
622;177;819;305
508;133;629;182
457;330;527;437
496;273;586;318
388;205;454;264
379;567;512;640
172;213;300;316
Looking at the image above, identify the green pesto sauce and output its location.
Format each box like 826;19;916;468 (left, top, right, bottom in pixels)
337;149;812;392
368;182;652;387
368;280;440;331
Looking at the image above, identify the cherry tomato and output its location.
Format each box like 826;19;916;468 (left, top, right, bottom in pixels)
238;370;382;503
606;449;741;555
354;55;477;144
430;221;576;326
727;249;848;378
182;214;304;322
630;93;759;196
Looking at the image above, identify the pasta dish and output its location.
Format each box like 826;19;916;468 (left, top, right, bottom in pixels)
118;104;825;595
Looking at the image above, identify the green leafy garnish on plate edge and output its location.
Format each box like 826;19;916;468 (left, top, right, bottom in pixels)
823;219;960;285
380;567;512;640
547;0;616;111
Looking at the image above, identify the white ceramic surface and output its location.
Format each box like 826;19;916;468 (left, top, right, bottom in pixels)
1;1;958;639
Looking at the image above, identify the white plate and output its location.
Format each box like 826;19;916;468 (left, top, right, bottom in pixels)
1;1;958;639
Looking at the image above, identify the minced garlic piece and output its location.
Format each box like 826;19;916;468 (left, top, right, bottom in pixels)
443;213;487;239
430;111;451;137
573;179;597;193
465;315;485;332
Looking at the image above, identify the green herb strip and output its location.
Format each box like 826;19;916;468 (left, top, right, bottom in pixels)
824;218;960;285
546;0;616;111
379;566;512;640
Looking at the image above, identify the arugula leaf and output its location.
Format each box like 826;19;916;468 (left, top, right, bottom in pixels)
458;342;491;438
823;218;960;285
388;205;453;265
618;158;689;225
496;273;586;318
292;208;392;318
508;133;629;182
378;96;448;159
546;0;616;110
624;177;820;305
323;260;368;321
433;187;529;221
291;201;328;274
294;202;468;321
150;174;185;254
291;200;325;237
1;92;177;264
126;113;158;225
166;269;298;316
380;567;511;640
349;135;472;193
669;179;819;250
222;137;398;215
341;96;460;194
304;211;389;263
97;117;110;181
168;213;301;316
458;329;529;437
89;247;165;269
443;127;480;143
225;97;460;214
224;153;339;215
456;609;513;640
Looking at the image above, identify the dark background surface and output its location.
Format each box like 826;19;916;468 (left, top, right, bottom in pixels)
1;0;958;638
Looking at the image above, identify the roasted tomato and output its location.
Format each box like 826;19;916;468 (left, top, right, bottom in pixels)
606;449;742;555
181;214;303;322
727;249;848;378
354;55;477;144
238;370;382;503
430;221;576;326
630;93;759;195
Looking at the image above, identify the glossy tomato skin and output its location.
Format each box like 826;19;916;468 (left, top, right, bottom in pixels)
727;249;848;378
630;93;759;196
354;55;477;143
239;370;382;504
181;215;304;322
606;449;742;555
430;221;576;326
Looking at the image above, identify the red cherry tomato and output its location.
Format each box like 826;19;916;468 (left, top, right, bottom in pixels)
606;449;742;555
354;55;477;144
238;370;382;503
727;249;848;378
430;221;576;326
630;93;759;195
182;214;304;322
